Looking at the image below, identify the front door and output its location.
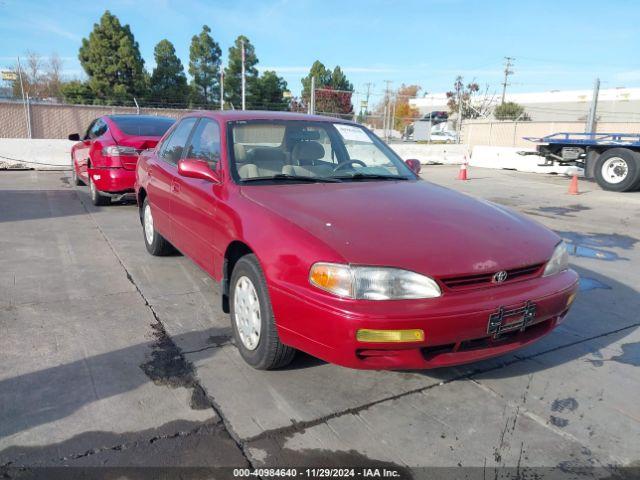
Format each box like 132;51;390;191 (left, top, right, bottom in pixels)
170;118;223;277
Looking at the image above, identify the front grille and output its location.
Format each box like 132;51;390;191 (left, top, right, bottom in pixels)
440;263;543;291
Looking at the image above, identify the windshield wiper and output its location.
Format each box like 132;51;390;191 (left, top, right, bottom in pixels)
334;173;409;181
241;174;342;183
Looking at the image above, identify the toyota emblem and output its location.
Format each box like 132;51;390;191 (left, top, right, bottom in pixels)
493;270;508;283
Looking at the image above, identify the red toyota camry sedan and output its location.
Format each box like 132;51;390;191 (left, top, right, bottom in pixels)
69;114;175;205
135;111;578;371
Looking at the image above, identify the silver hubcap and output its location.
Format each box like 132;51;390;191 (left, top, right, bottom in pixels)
233;276;261;350
144;204;154;245
601;157;628;184
90;178;96;198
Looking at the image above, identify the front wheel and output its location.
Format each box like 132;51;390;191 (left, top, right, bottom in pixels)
593;148;640;192
230;254;295;370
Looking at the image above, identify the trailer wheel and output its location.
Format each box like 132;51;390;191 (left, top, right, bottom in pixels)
594;148;640;192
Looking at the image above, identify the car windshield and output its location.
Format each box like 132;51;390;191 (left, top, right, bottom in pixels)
229;120;414;183
110;115;175;136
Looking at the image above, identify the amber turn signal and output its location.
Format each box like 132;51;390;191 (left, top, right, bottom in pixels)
356;329;425;343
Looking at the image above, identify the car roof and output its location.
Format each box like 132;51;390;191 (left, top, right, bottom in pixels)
104;114;175;122
180;110;356;125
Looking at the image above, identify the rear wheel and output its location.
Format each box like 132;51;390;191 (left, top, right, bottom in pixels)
71;162;84;186
142;198;174;256
594;148;640;192
230;254;295;370
89;175;110;206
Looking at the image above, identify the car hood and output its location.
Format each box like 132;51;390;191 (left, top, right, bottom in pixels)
240;180;558;277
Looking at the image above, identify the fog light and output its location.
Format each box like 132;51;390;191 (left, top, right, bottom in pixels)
356;329;424;343
93;174;101;180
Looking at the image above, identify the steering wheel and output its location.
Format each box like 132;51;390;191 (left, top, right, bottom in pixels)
332;159;367;172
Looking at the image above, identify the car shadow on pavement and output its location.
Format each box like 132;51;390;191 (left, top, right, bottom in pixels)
0;326;228;442
423;265;639;380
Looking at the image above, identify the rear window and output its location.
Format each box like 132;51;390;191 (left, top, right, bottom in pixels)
110;116;175;136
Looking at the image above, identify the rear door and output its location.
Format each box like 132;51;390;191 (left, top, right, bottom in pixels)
74;119;101;180
170;118;223;275
147;117;198;242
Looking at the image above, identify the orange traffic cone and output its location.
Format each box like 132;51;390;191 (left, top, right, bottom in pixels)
457;162;468;181
568;174;579;195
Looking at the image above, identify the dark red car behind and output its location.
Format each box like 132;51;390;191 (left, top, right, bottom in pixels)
69;115;175;205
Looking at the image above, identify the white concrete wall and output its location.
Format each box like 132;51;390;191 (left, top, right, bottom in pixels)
469;146;583;176
390;143;469;165
0;139;73;170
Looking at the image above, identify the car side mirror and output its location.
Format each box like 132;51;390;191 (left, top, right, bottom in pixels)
405;159;421;174
178;158;220;183
68;133;80;141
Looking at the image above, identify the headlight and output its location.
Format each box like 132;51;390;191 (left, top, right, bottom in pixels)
542;242;569;277
309;263;441;300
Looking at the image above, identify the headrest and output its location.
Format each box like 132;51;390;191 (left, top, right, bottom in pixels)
234;144;247;162
247;147;285;164
292;141;324;163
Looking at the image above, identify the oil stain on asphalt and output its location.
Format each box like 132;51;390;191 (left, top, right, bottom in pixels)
139;320;214;410
549;397;579;428
556;231;638;261
611;343;640;367
538;205;591;217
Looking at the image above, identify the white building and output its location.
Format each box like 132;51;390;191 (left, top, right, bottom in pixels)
409;87;640;122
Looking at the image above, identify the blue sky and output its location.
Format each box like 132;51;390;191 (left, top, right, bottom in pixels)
2;0;640;102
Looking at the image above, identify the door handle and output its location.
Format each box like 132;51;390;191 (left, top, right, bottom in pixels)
172;181;180;193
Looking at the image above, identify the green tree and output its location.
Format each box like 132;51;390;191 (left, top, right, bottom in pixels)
300;61;353;116
494;101;530;121
330;66;352;92
78;10;146;104
188;25;222;105
60;80;93;104
301;60;331;103
149;39;189;107
224;35;259;109
256;71;289;111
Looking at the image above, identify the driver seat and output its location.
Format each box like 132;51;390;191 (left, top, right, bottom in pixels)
287;141;333;177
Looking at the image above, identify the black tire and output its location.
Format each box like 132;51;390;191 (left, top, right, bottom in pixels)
229;254;295;370
89;175;110;206
141;198;174;256
71;163;84;186
593;148;640;192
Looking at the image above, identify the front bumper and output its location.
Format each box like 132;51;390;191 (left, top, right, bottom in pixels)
88;167;136;194
271;269;579;370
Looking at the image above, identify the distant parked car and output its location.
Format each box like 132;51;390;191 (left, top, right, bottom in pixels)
69;115;175;205
136;110;578;371
429;131;458;143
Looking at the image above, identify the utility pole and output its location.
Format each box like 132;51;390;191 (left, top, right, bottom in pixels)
501;56;515;104
220;70;224;110
241;39;246;110
383;80;392;140
309;76;316;115
586;77;600;135
16;56;31;139
362;82;372;117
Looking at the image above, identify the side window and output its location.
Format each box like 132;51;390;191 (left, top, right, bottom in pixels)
84;119;97;140
91;119;108;138
158;118;197;165
185;119;221;167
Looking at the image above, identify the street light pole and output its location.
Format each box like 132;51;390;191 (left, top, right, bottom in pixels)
241;40;246;110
